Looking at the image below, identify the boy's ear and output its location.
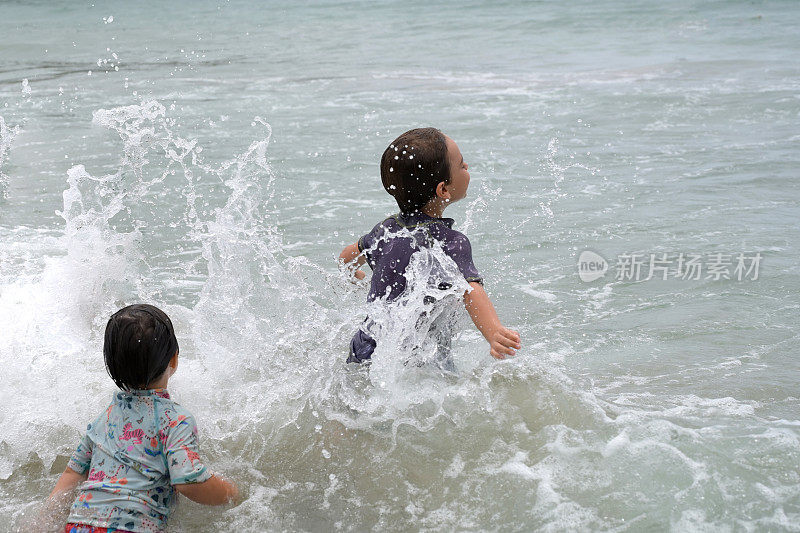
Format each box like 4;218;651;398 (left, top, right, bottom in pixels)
436;181;451;200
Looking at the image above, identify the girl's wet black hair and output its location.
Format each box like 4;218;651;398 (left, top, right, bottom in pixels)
103;304;179;391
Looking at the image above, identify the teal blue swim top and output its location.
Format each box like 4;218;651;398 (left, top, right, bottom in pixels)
66;389;211;533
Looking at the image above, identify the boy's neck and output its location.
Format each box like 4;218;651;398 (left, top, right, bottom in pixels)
421;200;448;218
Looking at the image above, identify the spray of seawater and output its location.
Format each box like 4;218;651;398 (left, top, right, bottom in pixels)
5;100;795;532
0;116;21;200
0;99;576;531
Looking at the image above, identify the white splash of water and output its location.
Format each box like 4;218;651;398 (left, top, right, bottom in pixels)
4;100;794;532
0;116;21;200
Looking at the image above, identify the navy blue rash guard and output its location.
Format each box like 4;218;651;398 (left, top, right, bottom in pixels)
348;211;483;364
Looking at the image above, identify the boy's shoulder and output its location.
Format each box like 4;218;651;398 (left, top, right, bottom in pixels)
415;216;473;248
358;212;479;262
363;212;469;235
358;214;400;251
359;212;474;247
375;213;403;231
432;225;474;257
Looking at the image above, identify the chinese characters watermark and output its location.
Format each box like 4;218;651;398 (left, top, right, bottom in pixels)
577;250;762;283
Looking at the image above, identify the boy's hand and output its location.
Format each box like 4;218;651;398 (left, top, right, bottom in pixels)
339;243;368;283
488;326;521;360
463;282;521;360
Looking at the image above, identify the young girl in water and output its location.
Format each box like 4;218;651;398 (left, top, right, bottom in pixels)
339;127;521;366
46;304;238;533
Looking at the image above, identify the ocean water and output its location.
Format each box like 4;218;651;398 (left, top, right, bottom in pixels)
1;0;799;531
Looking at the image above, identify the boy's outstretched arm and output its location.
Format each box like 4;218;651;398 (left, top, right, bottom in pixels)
339;243;367;280
463;282;521;360
175;474;239;506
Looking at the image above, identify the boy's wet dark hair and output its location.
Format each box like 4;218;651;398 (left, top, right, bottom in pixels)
381;127;451;213
104;304;179;391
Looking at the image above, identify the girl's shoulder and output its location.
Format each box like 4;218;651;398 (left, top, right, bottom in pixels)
155;396;199;434
82;400;116;437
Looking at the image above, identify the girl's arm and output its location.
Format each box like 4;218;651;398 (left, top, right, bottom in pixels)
175;474;239;506
339;242;367;280
48;467;87;502
24;467;87;530
463;282;521;360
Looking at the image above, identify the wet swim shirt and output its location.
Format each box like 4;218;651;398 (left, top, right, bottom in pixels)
66;389;211;532
348;211;483;363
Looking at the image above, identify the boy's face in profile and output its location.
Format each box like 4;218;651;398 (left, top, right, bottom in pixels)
444;135;470;203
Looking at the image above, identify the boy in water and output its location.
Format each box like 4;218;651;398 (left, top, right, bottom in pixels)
339;127;521;365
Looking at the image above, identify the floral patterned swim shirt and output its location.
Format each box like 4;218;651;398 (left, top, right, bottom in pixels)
66;389;211;532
